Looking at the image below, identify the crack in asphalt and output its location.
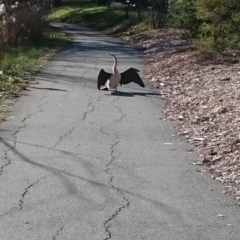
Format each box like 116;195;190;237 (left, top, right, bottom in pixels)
51;77;95;149
49;79;82;149
0;127;41;215
21;93;49;124
104;136;130;240
81;73;95;122
0;175;49;217
19;180;39;210
0;95;49;176
106;140;120;184
111;96;127;123
0;152;11;175
51;123;79;149
103;97;130;240
21;88;49;122
0;207;15;217
20;100;48;123
21;114;31;123
82;95;95;122
12;124;28;145
52;225;64;240
0;123;28;176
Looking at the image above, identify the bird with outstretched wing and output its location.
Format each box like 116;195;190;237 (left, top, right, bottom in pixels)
97;52;145;92
120;68;145;87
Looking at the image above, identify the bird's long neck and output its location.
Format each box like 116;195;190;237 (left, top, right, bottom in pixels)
112;54;119;74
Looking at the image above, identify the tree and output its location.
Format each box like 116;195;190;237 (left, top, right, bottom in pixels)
98;0;105;5
150;0;169;28
169;0;200;37
125;0;142;21
53;0;62;7
196;0;240;52
125;0;130;18
136;0;142;21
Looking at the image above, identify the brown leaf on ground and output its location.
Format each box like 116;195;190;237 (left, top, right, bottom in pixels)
127;28;240;203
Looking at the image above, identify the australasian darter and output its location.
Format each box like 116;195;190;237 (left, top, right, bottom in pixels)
97;52;145;93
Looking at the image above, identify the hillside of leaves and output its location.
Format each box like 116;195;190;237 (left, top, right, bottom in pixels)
127;27;240;203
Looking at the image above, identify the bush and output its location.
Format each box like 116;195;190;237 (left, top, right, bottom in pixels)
169;0;201;37
196;36;215;59
0;2;48;54
196;0;240;55
167;0;240;58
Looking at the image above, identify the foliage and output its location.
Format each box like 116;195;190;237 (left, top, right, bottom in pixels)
196;0;240;56
0;27;70;119
169;0;200;37
167;0;240;58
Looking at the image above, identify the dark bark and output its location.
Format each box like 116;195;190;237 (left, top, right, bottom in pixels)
125;0;130;18
53;0;62;7
98;0;108;6
151;0;169;28
136;0;142;21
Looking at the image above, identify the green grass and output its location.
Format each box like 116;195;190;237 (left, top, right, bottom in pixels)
0;26;70;120
49;1;151;38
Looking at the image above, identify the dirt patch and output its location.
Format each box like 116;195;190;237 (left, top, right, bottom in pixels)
126;28;240;204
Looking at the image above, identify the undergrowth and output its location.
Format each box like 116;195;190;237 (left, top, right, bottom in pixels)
0;26;70;120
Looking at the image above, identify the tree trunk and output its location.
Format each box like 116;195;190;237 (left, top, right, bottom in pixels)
53;0;62;7
98;0;107;6
151;1;154;28
125;0;130;18
107;0;111;8
136;0;142;21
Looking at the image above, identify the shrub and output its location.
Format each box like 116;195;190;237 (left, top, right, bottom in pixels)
0;2;48;54
169;0;201;37
196;36;215;59
196;0;240;55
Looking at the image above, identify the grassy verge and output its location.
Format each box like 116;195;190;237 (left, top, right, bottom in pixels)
49;1;151;38
0;26;70;120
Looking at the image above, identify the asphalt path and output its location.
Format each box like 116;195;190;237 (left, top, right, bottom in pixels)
0;22;240;240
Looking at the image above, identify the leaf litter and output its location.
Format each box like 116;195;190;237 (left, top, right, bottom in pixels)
126;28;240;204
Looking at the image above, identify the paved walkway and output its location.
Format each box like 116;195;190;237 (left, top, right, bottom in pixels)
0;22;240;240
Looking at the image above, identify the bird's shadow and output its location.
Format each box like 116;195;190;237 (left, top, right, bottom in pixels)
103;90;162;97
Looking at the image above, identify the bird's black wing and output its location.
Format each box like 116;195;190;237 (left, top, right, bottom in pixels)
120;68;145;87
97;69;112;90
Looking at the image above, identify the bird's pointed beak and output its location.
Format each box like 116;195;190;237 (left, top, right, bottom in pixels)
106;51;113;57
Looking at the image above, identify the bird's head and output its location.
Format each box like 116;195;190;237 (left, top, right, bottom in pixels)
105;52;116;58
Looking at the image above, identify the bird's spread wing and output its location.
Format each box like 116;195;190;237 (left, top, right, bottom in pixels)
97;69;112;90
120;68;145;87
